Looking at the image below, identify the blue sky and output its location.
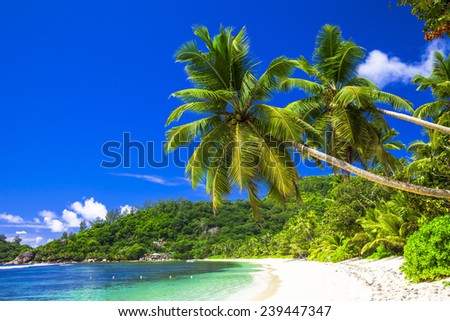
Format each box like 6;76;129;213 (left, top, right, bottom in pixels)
0;0;448;246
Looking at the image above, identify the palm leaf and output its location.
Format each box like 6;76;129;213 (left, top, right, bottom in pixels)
165;116;223;152
279;78;324;95
166;101;226;125
228;123;259;190
371;90;414;113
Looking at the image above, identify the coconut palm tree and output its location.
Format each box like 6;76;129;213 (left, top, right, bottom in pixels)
166;26;450;217
280;25;411;172
165;26;306;216
282;25;450;157
370;128;405;174
413;51;450;142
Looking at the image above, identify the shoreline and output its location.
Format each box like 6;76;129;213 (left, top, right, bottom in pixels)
217;257;450;301
3;257;450;300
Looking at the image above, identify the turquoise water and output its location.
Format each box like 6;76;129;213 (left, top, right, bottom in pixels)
0;261;260;301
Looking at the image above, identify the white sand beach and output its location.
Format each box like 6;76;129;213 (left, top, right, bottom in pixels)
223;257;450;301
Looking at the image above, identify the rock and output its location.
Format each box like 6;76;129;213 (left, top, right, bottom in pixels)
9;251;35;264
207;227;220;236
83;258;96;263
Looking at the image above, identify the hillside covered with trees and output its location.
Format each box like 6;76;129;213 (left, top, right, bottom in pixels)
0;235;32;263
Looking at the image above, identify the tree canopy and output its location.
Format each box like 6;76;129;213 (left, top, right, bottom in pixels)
398;0;450;40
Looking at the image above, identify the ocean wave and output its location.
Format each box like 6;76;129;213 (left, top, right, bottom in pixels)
0;264;64;270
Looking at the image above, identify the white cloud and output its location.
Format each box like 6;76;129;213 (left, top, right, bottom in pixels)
62;209;81;228
15;231;27;235
48;220;66;233
35;237;44;246
358;40;450;88
120;205;136;215
39;197;107;232
33;218;41;224
0;213;24;224
70;197;107;221
18;236;50;248
114;173;181;186
39;210;67;233
39;210;56;220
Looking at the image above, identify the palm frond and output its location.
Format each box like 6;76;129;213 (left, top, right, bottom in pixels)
332;86;374;109
193;25;214;50
171;88;235;103
252;57;297;101
206;162;232;213
347;77;379;89
185;120;231;187
414;100;447;119
165;116;223;152
295;56;330;84
259;136;298;197
371;90;414;113
331;105;374;147
313;24;343;64
248;180;263;219
228;123;259;190
323;41;365;84
279;78;324;95
254;104;306;142
166;101;226;125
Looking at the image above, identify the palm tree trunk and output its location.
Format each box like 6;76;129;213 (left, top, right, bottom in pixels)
294;142;450;199
377;108;450;135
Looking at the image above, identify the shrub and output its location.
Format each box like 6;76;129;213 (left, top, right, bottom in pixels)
367;244;393;260
401;215;450;282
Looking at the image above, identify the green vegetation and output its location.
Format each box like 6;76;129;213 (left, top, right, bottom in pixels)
166;25;450;220
398;0;450;40
402;216;450;282
166;26;302;217
0;234;33;263
25;174;443;264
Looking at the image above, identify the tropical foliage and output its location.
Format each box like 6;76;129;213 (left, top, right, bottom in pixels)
281;25;412;174
166;26;306;217
402;216;450;282
413;51;450;143
166;25;450;218
354;193;421;255
0;234;32;263
398;0;450;40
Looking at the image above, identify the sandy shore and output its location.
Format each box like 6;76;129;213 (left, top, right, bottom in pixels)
222;257;450;301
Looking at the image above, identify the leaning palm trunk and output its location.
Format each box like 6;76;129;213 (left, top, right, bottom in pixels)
294;142;450;199
377;108;450;135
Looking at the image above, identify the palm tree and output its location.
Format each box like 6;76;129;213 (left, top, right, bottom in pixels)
165;26;305;216
280;25;411;172
370;128;405;173
405;132;449;183
166;26;450;217
282;26;450;155
356;193;421;255
413;51;450;139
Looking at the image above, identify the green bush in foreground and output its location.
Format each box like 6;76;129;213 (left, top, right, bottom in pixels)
402;216;450;282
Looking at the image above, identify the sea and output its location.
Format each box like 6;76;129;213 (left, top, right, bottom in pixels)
0;261;260;301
